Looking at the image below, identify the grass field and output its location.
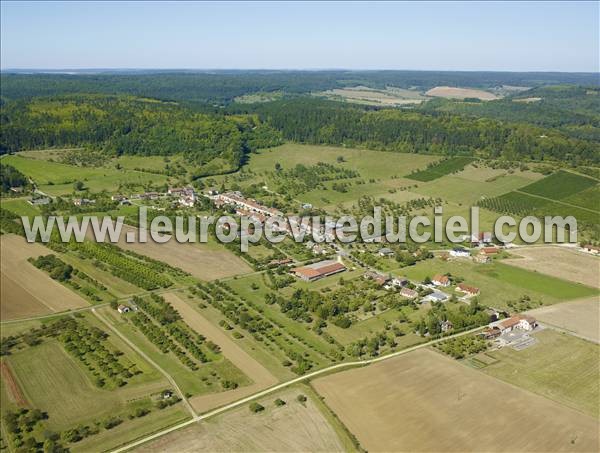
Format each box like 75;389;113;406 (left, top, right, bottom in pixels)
2;154;169;196
504;246;600;288
0;198;41;217
406;157;475;182
5;337;168;430
482;329;599;418
313;348;600;452
1;234;89;320
138;385;352;452
520;170;598;200
526;297;600;343
397;257;597;309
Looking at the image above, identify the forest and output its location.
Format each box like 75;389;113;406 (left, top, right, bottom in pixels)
253;98;599;165
1;70;597;104
0;95;282;171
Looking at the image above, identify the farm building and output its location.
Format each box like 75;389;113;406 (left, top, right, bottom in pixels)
481;247;500;256
400;287;419;299
480;326;502;339
378;247;395;257
292;260;346;282
457;283;480;297
117;304;130;314
423;291;449;303
496;315;538;333
471;232;493;245
450;247;470;258
432;275;451;287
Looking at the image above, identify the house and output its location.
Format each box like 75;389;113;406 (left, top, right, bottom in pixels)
473;253;491;264
581;244;600;255
432;275;451;287
378;247;394;257
497;315;537;332
390;277;408;287
28;197;50;206
481;247;500;256
117;304;130;314
518;315;538;331
364;271;390;286
162;390;173;399
312;244;329;255
73;198;95;207
215;191;283;217
168;187;186;196
400;287;418;299
423;291;449;303
111;194;127;202
457;283;480;297
141;191;161;200
471;232;493;245
440;320;453;333
292;260;346;282
449;247;470;258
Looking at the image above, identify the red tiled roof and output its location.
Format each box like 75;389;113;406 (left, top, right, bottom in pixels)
433;275;450;284
499;317;520;328
458;283;480;294
293;262;346;279
481;247;499;255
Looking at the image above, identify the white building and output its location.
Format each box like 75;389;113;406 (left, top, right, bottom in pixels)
449;247;470;258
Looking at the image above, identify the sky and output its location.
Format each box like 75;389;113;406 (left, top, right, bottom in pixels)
1;1;598;72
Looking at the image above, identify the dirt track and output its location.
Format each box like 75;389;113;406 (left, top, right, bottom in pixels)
163;293;278;413
137;387;344;452
1;360;28;406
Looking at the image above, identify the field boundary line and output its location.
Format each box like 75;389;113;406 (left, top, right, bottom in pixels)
91;308;197;418
514;189;600;214
111;325;482;452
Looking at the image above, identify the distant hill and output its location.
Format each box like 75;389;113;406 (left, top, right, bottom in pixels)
1;70;598;104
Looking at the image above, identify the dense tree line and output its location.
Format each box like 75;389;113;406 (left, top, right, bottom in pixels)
254;99;599;165
0;163;29;192
2;71;596;103
421;86;600;142
0;95;282;172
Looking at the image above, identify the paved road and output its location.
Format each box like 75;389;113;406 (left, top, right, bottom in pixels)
111;325;483;453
